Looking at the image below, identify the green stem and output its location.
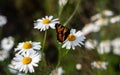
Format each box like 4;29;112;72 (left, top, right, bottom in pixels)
41;31;47;68
63;50;69;57
42;31;47;52
1;62;10;75
56;49;60;68
97;69;101;75
56;44;61;68
63;0;81;26
58;7;64;17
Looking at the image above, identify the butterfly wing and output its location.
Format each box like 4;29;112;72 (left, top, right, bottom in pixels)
55;23;70;43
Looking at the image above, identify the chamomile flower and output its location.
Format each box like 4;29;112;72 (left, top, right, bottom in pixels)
97;40;111;54
94;18;108;26
13;51;41;73
111;38;120;56
0;50;9;61
113;47;120;56
111;38;120;48
8;66;18;74
0;15;7;27
110;15;120;23
50;67;64;75
85;39;97;50
76;63;82;70
90;13;102;21
1;36;14;51
8;60;18;74
62;29;85;50
92;24;101;32
102;10;113;17
91;61;108;70
34;16;59;31
82;23;94;35
58;0;68;8
15;41;41;54
8;60;28;75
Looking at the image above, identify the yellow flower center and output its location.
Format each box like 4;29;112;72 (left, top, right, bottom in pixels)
23;42;32;49
98;18;104;25
67;34;76;41
42;19;51;24
7;40;10;44
22;57;32;65
97;61;103;66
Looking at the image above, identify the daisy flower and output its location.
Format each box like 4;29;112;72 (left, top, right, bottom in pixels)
113;47;120;56
82;23;94;35
94;18;108;26
15;41;41;54
50;67;64;75
13;51;41;73
76;63;82;70
90;13;102;21
58;0;68;8
111;38;120;56
62;29;85;50
91;61;108;70
82;23;101;35
34;16;59;31
102;10;113;17
1;36;14;51
8;60;18;74
0;50;9;61
92;24;101;32
85;39;97;50
111;38;120;48
8;67;18;74
97;40;111;54
8;60;28;75
0;15;7;27
110;15;120;23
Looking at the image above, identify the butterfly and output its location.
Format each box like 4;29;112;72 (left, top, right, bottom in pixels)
55;23;70;43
